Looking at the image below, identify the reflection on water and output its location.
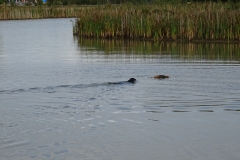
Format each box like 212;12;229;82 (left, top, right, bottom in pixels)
0;35;3;58
77;38;240;62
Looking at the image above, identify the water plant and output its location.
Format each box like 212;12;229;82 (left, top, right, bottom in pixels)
73;2;240;42
1;2;240;42
0;5;83;20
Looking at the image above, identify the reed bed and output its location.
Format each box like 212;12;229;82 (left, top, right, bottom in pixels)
73;3;240;42
0;5;84;20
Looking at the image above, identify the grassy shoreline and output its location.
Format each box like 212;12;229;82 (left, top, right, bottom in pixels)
1;3;240;42
0;5;85;20
73;3;240;42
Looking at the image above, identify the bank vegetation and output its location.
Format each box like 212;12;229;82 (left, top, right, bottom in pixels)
73;2;240;42
1;2;240;42
0;5;83;19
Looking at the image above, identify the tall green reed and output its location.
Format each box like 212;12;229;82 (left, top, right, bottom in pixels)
73;3;240;42
0;5;83;20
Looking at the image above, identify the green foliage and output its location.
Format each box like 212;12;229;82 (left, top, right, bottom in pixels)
37;0;43;5
47;0;63;5
25;2;34;6
52;0;63;5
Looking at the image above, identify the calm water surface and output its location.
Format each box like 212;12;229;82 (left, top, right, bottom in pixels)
0;19;240;160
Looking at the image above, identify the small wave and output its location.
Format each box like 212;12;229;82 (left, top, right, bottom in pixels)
145;111;165;113
43;86;55;90
84;110;96;113
198;110;214;112
0;81;134;95
123;119;143;124
0;140;30;150
0;89;26;94
56;85;72;88
113;111;140;114
13;89;25;92
172;110;191;112
0;139;15;145
29;87;41;90
56;83;109;89
223;109;240;112
0;90;8;94
116;107;132;110
147;119;160;122
0;83;106;94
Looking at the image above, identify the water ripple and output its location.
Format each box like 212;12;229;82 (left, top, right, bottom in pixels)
0;140;30;150
0;82;126;95
223;109;240;112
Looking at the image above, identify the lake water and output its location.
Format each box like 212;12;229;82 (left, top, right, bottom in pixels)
0;19;240;160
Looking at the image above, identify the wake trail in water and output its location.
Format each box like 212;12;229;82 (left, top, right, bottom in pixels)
0;82;130;94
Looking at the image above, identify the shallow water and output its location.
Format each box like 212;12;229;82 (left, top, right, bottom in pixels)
0;19;240;160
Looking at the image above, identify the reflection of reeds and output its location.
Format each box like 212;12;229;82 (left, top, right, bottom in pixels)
0;6;83;20
77;38;240;61
74;3;240;42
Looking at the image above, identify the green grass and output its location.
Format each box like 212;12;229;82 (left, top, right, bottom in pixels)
73;3;240;42
0;5;84;20
1;2;240;42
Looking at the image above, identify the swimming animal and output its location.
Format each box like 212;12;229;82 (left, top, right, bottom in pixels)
150;75;169;79
108;78;136;84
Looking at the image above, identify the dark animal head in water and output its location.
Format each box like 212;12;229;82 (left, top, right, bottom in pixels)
108;78;136;84
127;78;137;83
153;75;169;79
